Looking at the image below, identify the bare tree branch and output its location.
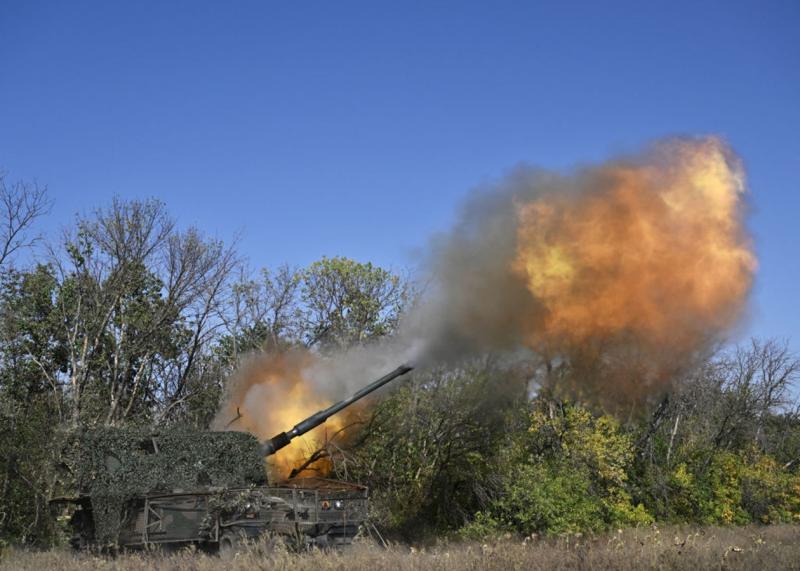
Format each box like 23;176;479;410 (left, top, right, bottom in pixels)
0;172;51;268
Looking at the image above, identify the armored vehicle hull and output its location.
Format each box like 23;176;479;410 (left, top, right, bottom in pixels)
63;478;368;551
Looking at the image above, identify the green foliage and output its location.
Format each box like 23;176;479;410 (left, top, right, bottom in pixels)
342;363;527;537
463;403;653;538
0;395;61;545
302;256;408;352
661;450;800;526
463;462;605;537
741;454;800;524
0;267;65;545
0;266;64;397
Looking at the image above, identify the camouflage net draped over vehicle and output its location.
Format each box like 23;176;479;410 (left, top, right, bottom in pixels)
58;427;267;545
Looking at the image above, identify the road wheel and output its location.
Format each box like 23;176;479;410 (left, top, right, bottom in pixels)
218;530;246;559
68;510;94;551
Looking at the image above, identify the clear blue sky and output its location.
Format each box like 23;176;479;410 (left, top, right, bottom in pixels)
1;1;798;350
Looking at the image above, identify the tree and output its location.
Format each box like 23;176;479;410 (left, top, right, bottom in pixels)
31;198;238;426
631;339;800;522
0;172;51;269
461;401;653;539
339;359;529;536
216;265;303;369
301;256;409;352
0;265;64;543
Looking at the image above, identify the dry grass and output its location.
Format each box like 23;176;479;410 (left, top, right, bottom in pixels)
2;525;799;571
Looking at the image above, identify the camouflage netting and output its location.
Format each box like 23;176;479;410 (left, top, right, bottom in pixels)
56;427;267;545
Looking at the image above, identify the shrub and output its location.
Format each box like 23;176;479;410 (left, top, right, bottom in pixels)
463;403;653;538
658;449;800;525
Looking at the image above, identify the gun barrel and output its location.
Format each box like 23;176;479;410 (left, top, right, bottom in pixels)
261;364;413;456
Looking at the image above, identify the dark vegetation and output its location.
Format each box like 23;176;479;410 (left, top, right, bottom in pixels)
0;174;797;549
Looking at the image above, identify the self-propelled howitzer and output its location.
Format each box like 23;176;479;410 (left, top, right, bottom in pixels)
261;364;413;456
52;365;414;553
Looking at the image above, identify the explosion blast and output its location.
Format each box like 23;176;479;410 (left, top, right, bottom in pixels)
215;136;757;474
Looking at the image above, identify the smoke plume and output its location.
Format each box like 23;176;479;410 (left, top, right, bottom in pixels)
215;136;757;467
424;137;755;401
314;137;755;386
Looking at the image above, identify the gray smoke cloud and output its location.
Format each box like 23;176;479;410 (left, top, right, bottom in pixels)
303;137;756;402
219;136;756;423
303;169;542;397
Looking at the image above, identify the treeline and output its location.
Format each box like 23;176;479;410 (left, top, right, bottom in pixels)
340;345;800;540
0;174;798;545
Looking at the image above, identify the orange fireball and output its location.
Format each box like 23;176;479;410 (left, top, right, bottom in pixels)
212;350;346;480
513;138;755;356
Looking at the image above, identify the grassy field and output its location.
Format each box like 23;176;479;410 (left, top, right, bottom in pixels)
2;525;799;570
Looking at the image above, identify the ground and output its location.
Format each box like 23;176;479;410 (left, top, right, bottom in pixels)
2;525;799;570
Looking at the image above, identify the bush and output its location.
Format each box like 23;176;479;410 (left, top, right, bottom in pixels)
662;450;800;526
343;364;528;538
740;454;800;523
462;462;605;537
463;403;653;538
